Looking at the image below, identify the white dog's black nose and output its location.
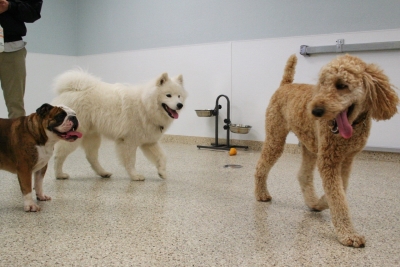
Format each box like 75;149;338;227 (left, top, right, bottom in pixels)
312;107;324;117
177;103;183;110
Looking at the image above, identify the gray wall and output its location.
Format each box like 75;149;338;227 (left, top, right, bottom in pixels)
25;0;77;56
25;0;400;56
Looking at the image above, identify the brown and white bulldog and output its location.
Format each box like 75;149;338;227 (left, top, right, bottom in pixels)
0;103;82;212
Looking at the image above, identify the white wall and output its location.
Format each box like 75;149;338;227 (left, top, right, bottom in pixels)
76;29;400;151
7;29;398;151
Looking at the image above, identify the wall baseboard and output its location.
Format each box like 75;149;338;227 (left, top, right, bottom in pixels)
161;134;400;163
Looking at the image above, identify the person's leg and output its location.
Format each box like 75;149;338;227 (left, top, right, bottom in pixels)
0;48;27;118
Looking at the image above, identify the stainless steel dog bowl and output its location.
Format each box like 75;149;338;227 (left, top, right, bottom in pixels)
195;109;215;117
230;124;252;134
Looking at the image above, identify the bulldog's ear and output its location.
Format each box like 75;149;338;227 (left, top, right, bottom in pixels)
174;74;183;86
36;103;54;118
156;73;169;87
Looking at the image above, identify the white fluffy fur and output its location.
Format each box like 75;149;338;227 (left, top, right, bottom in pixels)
52;70;187;181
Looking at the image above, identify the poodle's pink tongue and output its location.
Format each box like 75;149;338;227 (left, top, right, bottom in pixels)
336;110;353;139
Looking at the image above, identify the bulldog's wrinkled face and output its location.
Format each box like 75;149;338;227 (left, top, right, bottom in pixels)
36;103;82;142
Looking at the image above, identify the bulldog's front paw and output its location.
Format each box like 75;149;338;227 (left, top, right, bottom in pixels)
56;172;70;180
36;194;52;201
24;201;41;212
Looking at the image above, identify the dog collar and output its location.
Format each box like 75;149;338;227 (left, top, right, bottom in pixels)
329;112;368;134
352;112;368;126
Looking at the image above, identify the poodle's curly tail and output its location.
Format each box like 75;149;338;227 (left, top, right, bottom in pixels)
280;54;297;87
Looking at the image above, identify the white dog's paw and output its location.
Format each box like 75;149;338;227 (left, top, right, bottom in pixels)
130;174;145;181
24;201;41;212
56;172;70;180
99;171;112;178
158;170;167;179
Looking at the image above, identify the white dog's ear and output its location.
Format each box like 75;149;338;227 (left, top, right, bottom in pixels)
156;73;169;86
174;75;183;86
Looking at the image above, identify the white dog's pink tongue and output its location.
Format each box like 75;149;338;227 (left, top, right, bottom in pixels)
171;110;179;119
167;106;179;119
336;110;353;139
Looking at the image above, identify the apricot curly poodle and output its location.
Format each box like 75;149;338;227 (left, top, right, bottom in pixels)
254;54;399;247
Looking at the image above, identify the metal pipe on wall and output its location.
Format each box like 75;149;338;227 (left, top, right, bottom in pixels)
300;39;400;56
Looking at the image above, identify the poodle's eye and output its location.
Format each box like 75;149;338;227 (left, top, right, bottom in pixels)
335;83;348;90
166;94;171;98
178;95;180;98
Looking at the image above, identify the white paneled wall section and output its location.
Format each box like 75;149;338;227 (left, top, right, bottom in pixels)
11;29;400;151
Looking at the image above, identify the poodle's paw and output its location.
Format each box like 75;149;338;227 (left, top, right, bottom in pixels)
338;232;366;248
310;196;329;211
130;173;145;181
24;201;41;212
256;191;272;202
310;203;328;212
56;172;70;180
36;194;51;201
99;171;112;178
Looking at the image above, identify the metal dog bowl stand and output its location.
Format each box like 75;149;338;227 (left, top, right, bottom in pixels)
195;94;249;151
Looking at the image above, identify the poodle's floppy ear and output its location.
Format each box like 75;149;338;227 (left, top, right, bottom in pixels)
363;63;399;121
156;73;169;86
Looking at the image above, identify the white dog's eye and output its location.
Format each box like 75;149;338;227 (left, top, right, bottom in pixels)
178;95;180;98
166;94;171;98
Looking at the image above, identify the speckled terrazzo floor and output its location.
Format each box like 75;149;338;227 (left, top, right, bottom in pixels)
0;140;399;266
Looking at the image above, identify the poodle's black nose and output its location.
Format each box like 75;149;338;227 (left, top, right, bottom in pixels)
177;103;183;110
312;107;325;117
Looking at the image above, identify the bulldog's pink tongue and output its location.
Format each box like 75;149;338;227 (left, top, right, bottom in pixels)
66;131;83;138
336;110;353;139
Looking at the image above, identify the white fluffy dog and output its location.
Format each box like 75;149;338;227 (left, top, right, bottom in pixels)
51;70;187;181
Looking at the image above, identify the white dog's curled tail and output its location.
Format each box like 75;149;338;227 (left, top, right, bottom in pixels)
280;54;297;87
53;69;101;95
